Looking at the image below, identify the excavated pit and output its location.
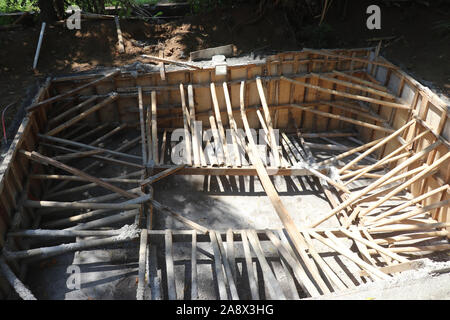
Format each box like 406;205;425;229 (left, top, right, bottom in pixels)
0;48;449;300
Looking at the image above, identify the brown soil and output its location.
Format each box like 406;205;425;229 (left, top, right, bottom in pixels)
0;1;448;145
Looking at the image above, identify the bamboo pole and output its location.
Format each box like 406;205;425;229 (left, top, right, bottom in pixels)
0;256;36;300
238;81;330;293
310;140;441;227
338;119;415;173
179;84;192;165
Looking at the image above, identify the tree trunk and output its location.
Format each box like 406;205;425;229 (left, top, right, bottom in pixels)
38;0;58;23
54;0;66;20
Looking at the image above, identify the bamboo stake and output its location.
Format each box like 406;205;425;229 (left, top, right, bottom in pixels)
141;164;186;186
208;111;224;165
188;85;201;167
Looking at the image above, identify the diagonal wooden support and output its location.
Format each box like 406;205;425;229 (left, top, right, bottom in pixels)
141;164;186;186
37;133;142;162
20;150;138;199
256;77;280;167
47;93;118;136
239;81;330;294
281;76;409;110
311;140;442;228
28;69;120;112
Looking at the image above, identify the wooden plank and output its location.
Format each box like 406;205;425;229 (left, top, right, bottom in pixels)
47;94;118;136
239;81;330;293
0;256;36;300
190;44;234;61
179;84;192;165
138;87;147;165
188;85;201;167
160;130;167;164
191;230;198;300
256;77;280;167
226;229;237;282
288;104;394;133
214;231;239;299
311;73;396;99
281;76;409;110
265;230;321;297
28;69;120;112
240;230;259;300
21;150;137;199
223;82;242;167
208;112;224;165
37;134;142;161
210;83;230;166
165;229;177;300
48;96;98;127
141;54;202;70
151;91;159;164
32;22;46;70
209;230;228;300
338;119;415;173
246;230;286;300
312;140;441;227
141;164;186;186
